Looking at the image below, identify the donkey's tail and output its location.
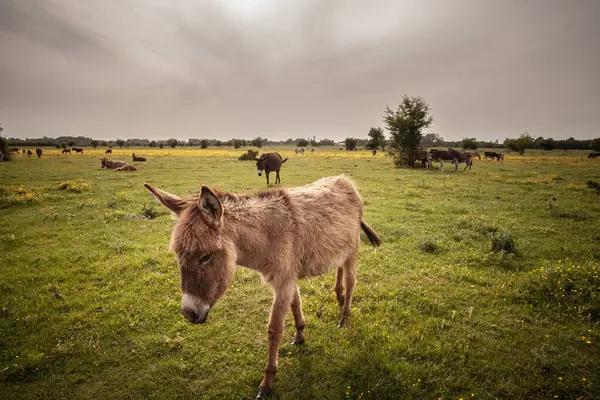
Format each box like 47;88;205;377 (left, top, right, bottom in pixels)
361;220;381;247
281;158;288;163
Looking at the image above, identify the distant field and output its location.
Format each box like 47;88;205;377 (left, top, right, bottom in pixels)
1;147;599;399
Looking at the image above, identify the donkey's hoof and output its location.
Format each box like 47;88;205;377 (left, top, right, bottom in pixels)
291;337;305;345
337;318;346;328
256;386;272;399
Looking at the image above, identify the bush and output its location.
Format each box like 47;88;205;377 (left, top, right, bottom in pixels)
461;138;477;150
418;237;439;253
525;262;600;321
490;231;516;254
344;137;357;151
56;180;91;193
200;139;208;149
297;139;309;147
167;139;178;148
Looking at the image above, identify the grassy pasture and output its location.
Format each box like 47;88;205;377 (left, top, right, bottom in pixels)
1;147;599;399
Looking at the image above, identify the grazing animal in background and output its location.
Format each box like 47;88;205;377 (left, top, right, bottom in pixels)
470;151;481;160
452;151;474;171
105;149;112;154
295;148;304;155
27;150;32;157
429;149;462;171
311;148;315;153
253;152;288;185
10;147;20;154
497;153;505;161
35;148;42;159
100;158;129;170
115;164;137;171
144;175;381;399
132;153;146;162
22;149;26;154
484;151;499;160
62;148;71;154
372;149;377;156
589;152;600;159
72;147;84;154
410;150;431;168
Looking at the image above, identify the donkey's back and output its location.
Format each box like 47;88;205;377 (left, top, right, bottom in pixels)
287;175;370;277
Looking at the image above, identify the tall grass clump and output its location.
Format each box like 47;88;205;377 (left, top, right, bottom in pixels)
56;179;91;193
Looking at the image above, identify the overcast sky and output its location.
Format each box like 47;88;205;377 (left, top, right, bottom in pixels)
1;0;599;141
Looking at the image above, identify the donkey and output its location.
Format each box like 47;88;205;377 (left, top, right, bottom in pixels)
27;150;32;157
470;151;481;160
101;158;129;169
105;148;112;155
411;150;431;168
62;148;71;154
484;151;499;160
429;149;461;171
452;151;474;171
372;149;377;156
132;153;146;162
589;152;600;159
72;147;84;154
144;175;381;399
252;152;288;185
115;164;137;171
295;148;304;155
35;148;42;159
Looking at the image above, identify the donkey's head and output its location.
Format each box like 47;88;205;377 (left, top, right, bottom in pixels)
144;183;236;324
253;154;266;176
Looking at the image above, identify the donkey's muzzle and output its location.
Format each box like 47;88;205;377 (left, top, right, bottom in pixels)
257;170;263;177
181;306;209;324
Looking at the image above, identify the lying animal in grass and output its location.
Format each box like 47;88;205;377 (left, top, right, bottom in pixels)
115;164;137;171
132;153;146;162
144;175;381;399
101;158;129;169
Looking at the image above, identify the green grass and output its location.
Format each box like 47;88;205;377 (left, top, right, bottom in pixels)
1;147;599;399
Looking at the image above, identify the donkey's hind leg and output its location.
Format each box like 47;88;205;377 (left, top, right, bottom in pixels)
290;284;306;345
338;252;357;328
334;266;345;306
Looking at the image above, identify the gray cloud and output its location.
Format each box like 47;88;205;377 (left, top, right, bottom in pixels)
1;0;599;141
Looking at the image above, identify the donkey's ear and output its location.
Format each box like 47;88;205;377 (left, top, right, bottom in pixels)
144;183;187;216
198;185;223;226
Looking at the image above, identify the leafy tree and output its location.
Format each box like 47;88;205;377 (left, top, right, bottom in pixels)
159;141;164;149
149;140;157;148
421;133;444;147
384;95;433;166
251;137;265;148
367;127;386;150
461;138;478;150
233;139;242;149
67;141;76;147
0;123;10;161
116;139;125;148
540;138;556;151
215;140;223;147
504;131;534;155
297;138;309;147
344;137;357;151
591;138;600;151
241;139;247;147
200;139;209;149
61;143;67;149
319;139;335;146
310;139;319;146
167;139;178;148
90;140;99;148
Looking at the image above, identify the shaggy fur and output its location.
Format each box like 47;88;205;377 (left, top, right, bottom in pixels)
145;175;380;398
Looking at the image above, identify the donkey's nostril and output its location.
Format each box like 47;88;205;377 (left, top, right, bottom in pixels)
181;307;198;323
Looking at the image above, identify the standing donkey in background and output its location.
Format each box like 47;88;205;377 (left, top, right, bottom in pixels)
144;175;381;399
252;152;288;185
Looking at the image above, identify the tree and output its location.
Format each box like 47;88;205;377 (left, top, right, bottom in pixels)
319;139;335;146
149;140;157;148
367;127;386;150
167;139;178;148
200;139;209;149
540;138;556;151
116;139;125;148
461;138;477;150
91;140;99;148
421;133;444;147
61;143;67;149
215;140;223;147
251;137;265;148
233;139;242;149
504;131;534;155
344;137;357;151
0;123;10;162
67;141;76;147
297;138;309;147
159;141;164;149
591;138;600;152
384;95;433;166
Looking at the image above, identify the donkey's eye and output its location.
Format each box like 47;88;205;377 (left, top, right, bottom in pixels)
198;253;214;265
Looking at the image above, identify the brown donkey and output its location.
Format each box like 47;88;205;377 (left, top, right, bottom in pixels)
144;175;381;399
252;152;288;185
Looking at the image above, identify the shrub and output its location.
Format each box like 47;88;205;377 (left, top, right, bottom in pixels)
490;231;516;254
418;237;439;253
525;263;600;321
56;180;91;193
200;139;208;149
297;139;309;147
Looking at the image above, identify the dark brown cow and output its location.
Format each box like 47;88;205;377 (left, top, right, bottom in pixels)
253;152;288;185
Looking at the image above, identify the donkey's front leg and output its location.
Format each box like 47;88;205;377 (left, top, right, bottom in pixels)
257;283;294;399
